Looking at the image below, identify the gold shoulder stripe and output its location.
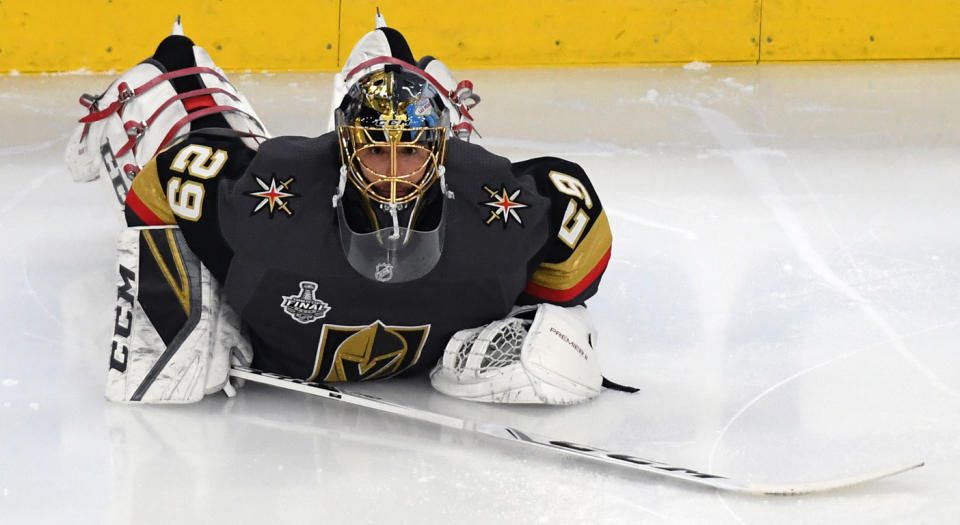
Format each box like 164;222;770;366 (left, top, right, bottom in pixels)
529;211;612;291
128;159;176;225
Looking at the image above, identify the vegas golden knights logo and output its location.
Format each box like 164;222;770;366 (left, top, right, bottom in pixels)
309;321;430;382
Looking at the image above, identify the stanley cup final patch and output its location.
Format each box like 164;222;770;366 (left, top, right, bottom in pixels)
281;281;331;324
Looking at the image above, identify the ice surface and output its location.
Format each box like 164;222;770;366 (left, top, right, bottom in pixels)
1;62;959;524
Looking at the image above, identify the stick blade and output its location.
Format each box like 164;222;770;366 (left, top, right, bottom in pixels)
734;461;925;496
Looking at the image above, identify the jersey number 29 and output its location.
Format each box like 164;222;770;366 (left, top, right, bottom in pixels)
167;145;228;221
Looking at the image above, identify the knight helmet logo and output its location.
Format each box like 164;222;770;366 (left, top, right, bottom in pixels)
281;281;331;324
309;321;431;382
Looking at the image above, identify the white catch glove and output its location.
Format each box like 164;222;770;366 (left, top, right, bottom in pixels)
430;304;602;405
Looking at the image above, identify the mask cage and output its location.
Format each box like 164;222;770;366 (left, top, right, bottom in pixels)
338;124;447;205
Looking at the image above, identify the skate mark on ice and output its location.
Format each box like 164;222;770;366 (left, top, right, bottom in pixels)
22;330;62;346
706;319;960;464
604;491;694;524
706;348;857;521
607;209;698;240
779;150;871;288
705;319;959;519
0;167;56;224
479;137;649;158
688;103;959;400
680;100;957;520
0;168;58;275
22;254;65;328
0;132;71;157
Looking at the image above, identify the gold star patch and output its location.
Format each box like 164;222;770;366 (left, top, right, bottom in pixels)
248;175;297;217
482;185;529;227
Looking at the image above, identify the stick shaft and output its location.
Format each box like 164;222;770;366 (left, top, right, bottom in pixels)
229;366;922;495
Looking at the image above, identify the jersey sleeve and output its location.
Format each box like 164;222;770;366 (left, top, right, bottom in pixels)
123;133;257;282
512;157;612;307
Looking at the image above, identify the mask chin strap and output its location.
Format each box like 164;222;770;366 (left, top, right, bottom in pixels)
437;165;454;199
332;165;348;208
333;164;405;242
334;162;447;244
384;199;421;243
386;203;401;240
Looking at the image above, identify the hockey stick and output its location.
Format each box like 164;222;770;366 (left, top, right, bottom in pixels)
228;366;923;495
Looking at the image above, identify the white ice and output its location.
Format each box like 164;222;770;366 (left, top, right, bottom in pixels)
1;62;959;524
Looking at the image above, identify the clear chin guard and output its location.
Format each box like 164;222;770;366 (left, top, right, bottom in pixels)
333;189;448;284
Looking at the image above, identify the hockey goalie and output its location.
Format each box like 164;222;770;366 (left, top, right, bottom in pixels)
66;19;614;405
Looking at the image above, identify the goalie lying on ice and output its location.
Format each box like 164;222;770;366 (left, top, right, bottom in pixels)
67;20;615;405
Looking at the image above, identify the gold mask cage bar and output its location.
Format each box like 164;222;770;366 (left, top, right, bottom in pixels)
339;125;447;205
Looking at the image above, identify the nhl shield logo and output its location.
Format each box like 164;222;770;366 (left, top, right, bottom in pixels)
281;281;331;324
375;262;394;282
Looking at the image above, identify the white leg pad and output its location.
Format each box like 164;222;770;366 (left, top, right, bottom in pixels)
107;227;252;403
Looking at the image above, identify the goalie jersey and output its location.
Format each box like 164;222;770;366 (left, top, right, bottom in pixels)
122;132;612;383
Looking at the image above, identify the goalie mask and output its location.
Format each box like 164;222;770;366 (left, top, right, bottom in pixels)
333;66;452;284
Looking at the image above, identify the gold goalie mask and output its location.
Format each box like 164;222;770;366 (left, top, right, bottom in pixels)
333;65;453;284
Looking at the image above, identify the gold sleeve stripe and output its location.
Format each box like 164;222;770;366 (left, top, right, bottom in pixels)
529;211;612;290
127;159;175;225
524;247;610;303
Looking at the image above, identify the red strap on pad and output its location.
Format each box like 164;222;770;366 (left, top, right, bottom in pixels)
79;66;231;124
156;105;260;156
